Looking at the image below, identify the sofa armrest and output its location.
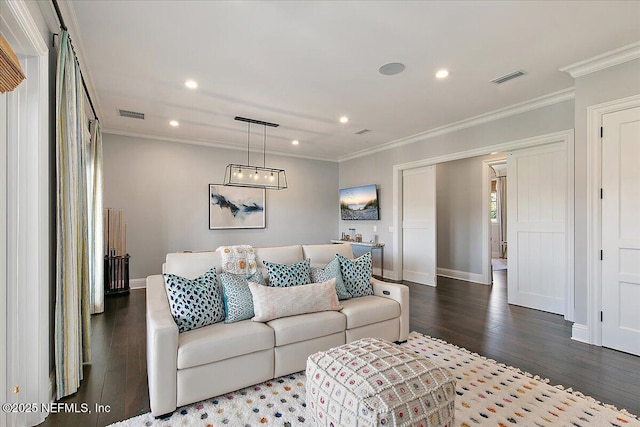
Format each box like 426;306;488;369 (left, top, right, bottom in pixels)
371;278;410;342
146;274;179;416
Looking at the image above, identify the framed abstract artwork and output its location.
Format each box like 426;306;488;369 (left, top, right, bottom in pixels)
209;184;266;229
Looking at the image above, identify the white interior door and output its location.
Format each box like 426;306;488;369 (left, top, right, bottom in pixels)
402;166;436;286
602;106;640;356
507;142;567;314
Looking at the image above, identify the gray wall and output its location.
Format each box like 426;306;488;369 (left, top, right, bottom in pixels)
339;99;575;276
573;58;640;325
436;153;503;274
103;133;339;278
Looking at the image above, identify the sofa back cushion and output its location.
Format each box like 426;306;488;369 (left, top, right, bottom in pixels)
303;243;353;265
254;245;304;279
165;251;222;279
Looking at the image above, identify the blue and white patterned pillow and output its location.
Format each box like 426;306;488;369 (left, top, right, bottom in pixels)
263;259;311;287
163;268;225;333
310;257;351;300
220;270;266;323
336;252;374;298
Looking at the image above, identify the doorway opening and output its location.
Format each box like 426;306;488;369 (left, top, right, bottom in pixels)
489;162;507;278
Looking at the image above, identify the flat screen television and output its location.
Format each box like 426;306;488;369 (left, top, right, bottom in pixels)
339;184;379;220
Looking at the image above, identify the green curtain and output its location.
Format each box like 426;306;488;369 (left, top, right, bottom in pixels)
54;30;93;399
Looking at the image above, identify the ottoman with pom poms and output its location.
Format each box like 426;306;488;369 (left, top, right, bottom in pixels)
305;337;455;427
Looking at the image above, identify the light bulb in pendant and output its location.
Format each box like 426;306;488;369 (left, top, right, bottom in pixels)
269;173;275;182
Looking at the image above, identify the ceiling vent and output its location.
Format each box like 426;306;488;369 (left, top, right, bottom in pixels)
490;70;526;84
118;109;145;120
355;129;371;135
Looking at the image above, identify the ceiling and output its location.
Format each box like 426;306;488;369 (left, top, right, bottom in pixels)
64;1;640;161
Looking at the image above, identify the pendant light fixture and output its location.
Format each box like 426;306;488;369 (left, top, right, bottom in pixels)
223;116;288;190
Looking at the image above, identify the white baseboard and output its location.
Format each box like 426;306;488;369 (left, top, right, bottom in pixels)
130;278;146;289
571;323;589;343
437;267;489;285
403;269;436;286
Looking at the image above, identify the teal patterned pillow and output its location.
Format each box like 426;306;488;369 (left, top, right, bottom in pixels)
163;268;225;333
220;270;266;323
310;257;351;300
263;259;311;287
336;252;374;298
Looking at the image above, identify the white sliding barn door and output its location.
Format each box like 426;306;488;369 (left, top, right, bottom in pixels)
601;106;640;356
402;166;436;286
507;142;567;314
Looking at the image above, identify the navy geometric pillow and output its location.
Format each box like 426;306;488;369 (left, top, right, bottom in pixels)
310;257;351;300
263;258;311;287
336;252;373;298
163;268;225;333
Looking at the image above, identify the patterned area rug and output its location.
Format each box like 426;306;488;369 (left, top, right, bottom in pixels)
109;332;639;426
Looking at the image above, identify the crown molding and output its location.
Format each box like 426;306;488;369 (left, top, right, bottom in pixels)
560;41;640;78
102;128;338;163
3;0;48;55
338;87;575;162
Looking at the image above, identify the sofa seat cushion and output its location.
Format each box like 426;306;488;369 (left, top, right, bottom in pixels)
268;311;346;347
177;319;274;369
340;295;400;329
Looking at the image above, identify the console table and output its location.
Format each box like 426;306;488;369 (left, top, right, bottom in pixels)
330;240;385;279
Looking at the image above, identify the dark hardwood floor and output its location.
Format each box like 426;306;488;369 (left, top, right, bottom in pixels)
409;271;640;417
39;271;640;426
39;290;149;427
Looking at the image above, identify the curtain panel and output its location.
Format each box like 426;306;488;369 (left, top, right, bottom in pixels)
54;30;93;399
88;120;104;314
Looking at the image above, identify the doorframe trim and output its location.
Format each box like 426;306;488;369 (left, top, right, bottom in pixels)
392;129;574;303
586;94;640;346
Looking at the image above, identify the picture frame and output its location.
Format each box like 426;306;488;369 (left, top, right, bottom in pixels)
209;184;266;229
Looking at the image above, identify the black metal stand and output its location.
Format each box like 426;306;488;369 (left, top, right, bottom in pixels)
104;254;130;295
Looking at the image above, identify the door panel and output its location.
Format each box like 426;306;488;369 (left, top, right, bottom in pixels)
508;142;567;314
402;166;436;286
602;106;640;356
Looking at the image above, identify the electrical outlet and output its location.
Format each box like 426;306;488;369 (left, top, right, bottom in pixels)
373;225;377;232
389;226;394;233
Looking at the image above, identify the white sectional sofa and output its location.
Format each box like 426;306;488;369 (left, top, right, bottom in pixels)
146;243;409;416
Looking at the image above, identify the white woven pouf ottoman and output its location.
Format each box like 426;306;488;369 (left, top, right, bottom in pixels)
306;338;456;427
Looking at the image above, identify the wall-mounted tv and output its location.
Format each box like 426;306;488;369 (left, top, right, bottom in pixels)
339;184;379;220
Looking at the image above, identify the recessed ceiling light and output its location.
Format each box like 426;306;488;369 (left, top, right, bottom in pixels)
379;62;406;76
339;116;349;124
435;69;450;79
292;140;299;145
184;80;198;89
169;120;179;127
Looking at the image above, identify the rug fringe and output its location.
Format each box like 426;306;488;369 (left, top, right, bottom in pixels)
408;331;638;421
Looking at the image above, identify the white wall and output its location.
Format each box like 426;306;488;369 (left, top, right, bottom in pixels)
103;133;339;279
340;99;575;276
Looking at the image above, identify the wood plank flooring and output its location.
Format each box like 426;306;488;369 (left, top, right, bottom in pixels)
409;271;640;417
38;290;149;427
38;272;640;426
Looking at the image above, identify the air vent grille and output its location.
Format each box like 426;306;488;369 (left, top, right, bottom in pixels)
355;129;371;135
118;109;145;120
490;70;526;84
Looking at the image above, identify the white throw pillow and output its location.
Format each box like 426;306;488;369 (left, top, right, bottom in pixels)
248;278;341;322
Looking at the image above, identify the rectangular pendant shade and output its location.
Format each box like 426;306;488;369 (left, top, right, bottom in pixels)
223;164;288;190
